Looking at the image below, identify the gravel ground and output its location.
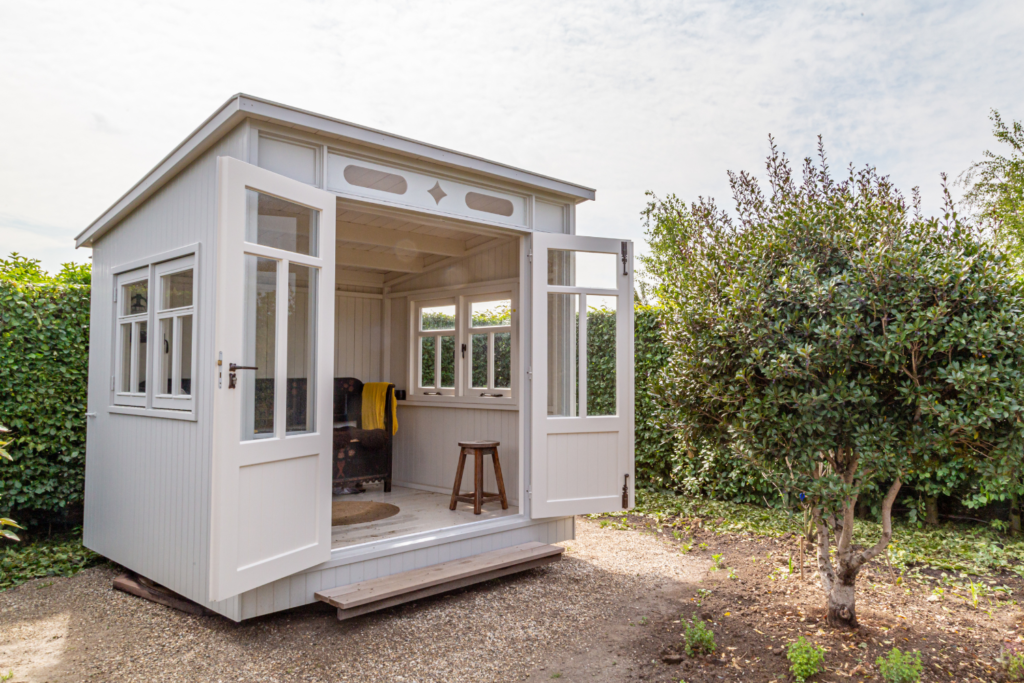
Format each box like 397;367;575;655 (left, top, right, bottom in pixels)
0;519;706;683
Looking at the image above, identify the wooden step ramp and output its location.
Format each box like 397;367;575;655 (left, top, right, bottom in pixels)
315;541;564;620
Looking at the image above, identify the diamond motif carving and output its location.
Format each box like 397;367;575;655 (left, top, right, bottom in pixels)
428;181;447;205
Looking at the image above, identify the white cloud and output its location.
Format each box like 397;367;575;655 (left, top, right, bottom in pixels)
0;0;1022;270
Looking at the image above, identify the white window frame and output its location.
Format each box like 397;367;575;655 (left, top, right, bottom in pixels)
114;267;149;408
152;255;197;412
408;287;517;405
110;244;200;421
413;297;459;397
464;292;514;400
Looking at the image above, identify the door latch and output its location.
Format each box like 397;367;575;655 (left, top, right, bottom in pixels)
622;473;630;509
227;363;257;389
621;242;629;276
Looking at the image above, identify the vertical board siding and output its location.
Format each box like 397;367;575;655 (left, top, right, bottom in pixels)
333;293;383;380
238;517;574;619
392;406;519;504
84;123;249;621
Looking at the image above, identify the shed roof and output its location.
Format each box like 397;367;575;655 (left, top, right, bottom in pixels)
76;93;596;248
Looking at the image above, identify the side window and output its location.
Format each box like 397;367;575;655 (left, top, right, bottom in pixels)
415;299;457;397
153;256;196;411
467;296;513;399
114;268;149;407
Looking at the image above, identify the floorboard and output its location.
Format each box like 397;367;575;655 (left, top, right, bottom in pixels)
330;483;519;549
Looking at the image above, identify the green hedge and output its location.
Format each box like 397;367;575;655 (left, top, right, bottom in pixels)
0;256;90;519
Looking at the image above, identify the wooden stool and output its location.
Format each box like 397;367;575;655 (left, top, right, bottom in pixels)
449;440;509;515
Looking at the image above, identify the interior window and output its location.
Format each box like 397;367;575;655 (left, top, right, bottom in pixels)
412;293;514;401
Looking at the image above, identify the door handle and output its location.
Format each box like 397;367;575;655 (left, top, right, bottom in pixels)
228;363;257;389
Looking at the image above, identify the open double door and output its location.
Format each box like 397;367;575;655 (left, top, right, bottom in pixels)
208;157;634;602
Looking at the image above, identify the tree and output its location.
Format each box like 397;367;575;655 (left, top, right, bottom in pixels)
643;140;1024;627
959;110;1024;267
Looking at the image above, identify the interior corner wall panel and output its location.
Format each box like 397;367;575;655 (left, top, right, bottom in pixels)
82;122;248;621
391;406;519;506
333;294;383;381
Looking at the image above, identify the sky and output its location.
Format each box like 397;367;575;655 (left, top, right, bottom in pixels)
1;0;1022;273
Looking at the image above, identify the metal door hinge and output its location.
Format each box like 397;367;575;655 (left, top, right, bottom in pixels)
528;250;533;263
622;474;630;509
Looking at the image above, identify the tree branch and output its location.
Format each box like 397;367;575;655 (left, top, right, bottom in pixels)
853;478;902;569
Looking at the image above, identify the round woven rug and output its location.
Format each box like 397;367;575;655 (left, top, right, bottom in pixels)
331;500;400;526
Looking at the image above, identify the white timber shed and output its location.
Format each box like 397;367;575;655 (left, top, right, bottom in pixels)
77;94;635;621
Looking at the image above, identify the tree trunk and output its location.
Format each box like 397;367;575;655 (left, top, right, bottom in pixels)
1011;491;1021;536
826;569;858;628
925;496;939;526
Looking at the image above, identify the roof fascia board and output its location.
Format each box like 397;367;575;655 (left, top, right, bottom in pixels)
237;95;596;202
75;96;247;247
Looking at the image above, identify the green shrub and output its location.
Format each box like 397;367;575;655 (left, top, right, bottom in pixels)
877;648;922;683
1006;651;1024;681
787;637;825;682
0;254;90;518
0;528;100;590
682;616;716;656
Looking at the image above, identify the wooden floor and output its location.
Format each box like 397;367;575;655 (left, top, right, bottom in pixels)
330;484;520;549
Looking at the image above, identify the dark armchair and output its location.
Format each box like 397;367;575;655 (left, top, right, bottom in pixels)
332;378;394;494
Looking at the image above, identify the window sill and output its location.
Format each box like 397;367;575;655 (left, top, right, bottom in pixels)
402;397;518;411
108;405;198;421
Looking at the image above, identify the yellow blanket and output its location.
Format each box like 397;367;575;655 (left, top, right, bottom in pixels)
361;382;398;435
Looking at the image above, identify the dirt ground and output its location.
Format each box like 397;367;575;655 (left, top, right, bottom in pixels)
0;517;1019;682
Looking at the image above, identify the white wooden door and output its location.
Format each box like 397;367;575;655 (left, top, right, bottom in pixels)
209;157;336;602
530;233;634;518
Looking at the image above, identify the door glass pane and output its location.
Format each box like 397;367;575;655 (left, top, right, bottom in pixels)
122;280;148;315
420;336;436;387
548;250;618;290
440;336;456;388
243;255;277;440
286;264;317;434
179;315;193;396
120;323;132;392
587;296;617;416
135;321;148;393
160;269;193;310
494;332;511;389
159;317;174;395
547;293;579;417
245;190;319;257
421;304;455;330
471;299;511;327
471;334;488;388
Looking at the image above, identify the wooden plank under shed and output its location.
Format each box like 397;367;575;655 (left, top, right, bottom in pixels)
315;541;564;620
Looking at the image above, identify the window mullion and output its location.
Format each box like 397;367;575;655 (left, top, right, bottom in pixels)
172;314;182;396
487;331;495;390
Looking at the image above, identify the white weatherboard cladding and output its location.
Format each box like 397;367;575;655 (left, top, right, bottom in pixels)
83;121;249;619
238;517;573;619
327;153;527;228
334;294;383;381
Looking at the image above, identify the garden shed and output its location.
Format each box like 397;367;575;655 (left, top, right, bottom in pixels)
76;94;634;621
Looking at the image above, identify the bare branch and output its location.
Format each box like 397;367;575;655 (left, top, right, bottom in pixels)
853;478;902;568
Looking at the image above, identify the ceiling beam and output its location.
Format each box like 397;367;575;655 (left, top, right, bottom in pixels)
384;237;510;287
335;248;424;273
335;222;468;258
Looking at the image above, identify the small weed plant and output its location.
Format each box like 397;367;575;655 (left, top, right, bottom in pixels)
710;553;724;570
694;588;712;606
1006;651;1024;681
683;617;716;657
727;567;738;580
877;648;922;683
787;637;825;682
